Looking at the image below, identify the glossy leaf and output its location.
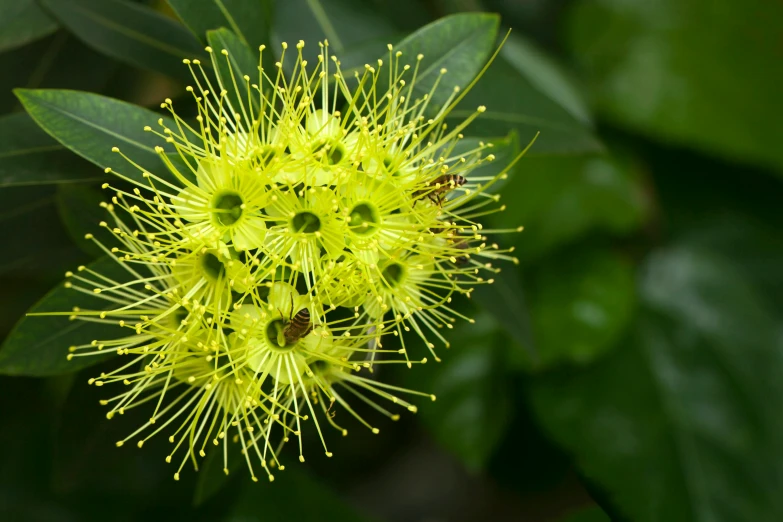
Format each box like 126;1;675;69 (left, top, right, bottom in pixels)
531;247;783;521
471;263;536;365
226;466;370;522
567;0;783;172
501;34;592;126
274;0;400;71
402;318;512;471
0;0;58;53
525;248;636;371
0;257;128;376
498;152;648;263
649;144;783;311
390;13;499;111
449;53;602;155
40;0;205;82
168;0;272;51
680;217;783;312
15;89;183;184
0;112;102;187
206;28;259;112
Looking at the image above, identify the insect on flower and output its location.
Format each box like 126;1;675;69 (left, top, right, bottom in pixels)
283;306;314;346
413;174;468;206
37;36;531;482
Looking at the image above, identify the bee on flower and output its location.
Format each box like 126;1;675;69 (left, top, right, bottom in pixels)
50;37;526;482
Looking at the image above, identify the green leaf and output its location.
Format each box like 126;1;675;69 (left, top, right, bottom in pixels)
39;0;205;82
567;0;783;172
192;439;242;506
0;257;128;376
402;318;512;471
449;53;602;155
48;366;192;505
649;147;783;311
356;0;430;32
206;28;259;113
15;89;183;184
390;13;500;110
168;0;272;51
531;246;783;521
0;33;118;114
55;184;111;257
274;0;399;67
524;248;636;371
498;152;648;263
0;186;88;279
0;112;102;187
500;34;592;126
559;506;611;522
226;466;370;522
471;263;536;364
274;0;406;81
679;217;783;312
0;0;58;53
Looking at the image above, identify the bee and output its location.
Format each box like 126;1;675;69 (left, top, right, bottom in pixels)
451;238;471;266
414;174;467;206
428;223;451;235
284;306;313;344
276;296;314;346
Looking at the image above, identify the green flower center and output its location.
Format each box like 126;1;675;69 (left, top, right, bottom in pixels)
381;262;406;288
201;252;226;281
313;141;345;165
311;359;330;373
266;319;297;351
251;146;279;168
348;202;379;236
213;192;243;226
292;211;321;233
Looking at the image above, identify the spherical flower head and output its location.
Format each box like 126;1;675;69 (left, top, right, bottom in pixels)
57;38;525;481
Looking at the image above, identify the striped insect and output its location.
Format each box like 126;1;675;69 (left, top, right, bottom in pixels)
413;174;467;206
284;306;313;344
451;238;472;266
276;295;314;346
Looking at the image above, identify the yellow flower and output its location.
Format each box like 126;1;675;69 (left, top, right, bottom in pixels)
59;38;523;481
174;160;270;251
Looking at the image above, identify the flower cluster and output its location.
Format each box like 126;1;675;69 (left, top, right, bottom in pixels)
63;40;521;481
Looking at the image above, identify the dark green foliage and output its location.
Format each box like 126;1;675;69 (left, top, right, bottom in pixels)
0;257;127;375
385;12;500;109
168;0;273;51
40;0;206;82
567;0;783;172
0;0;58;53
0;1;781;521
0;112;100;186
531;247;783;521
15;89;181;182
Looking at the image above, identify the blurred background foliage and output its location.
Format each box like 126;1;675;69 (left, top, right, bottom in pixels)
1;0;782;521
